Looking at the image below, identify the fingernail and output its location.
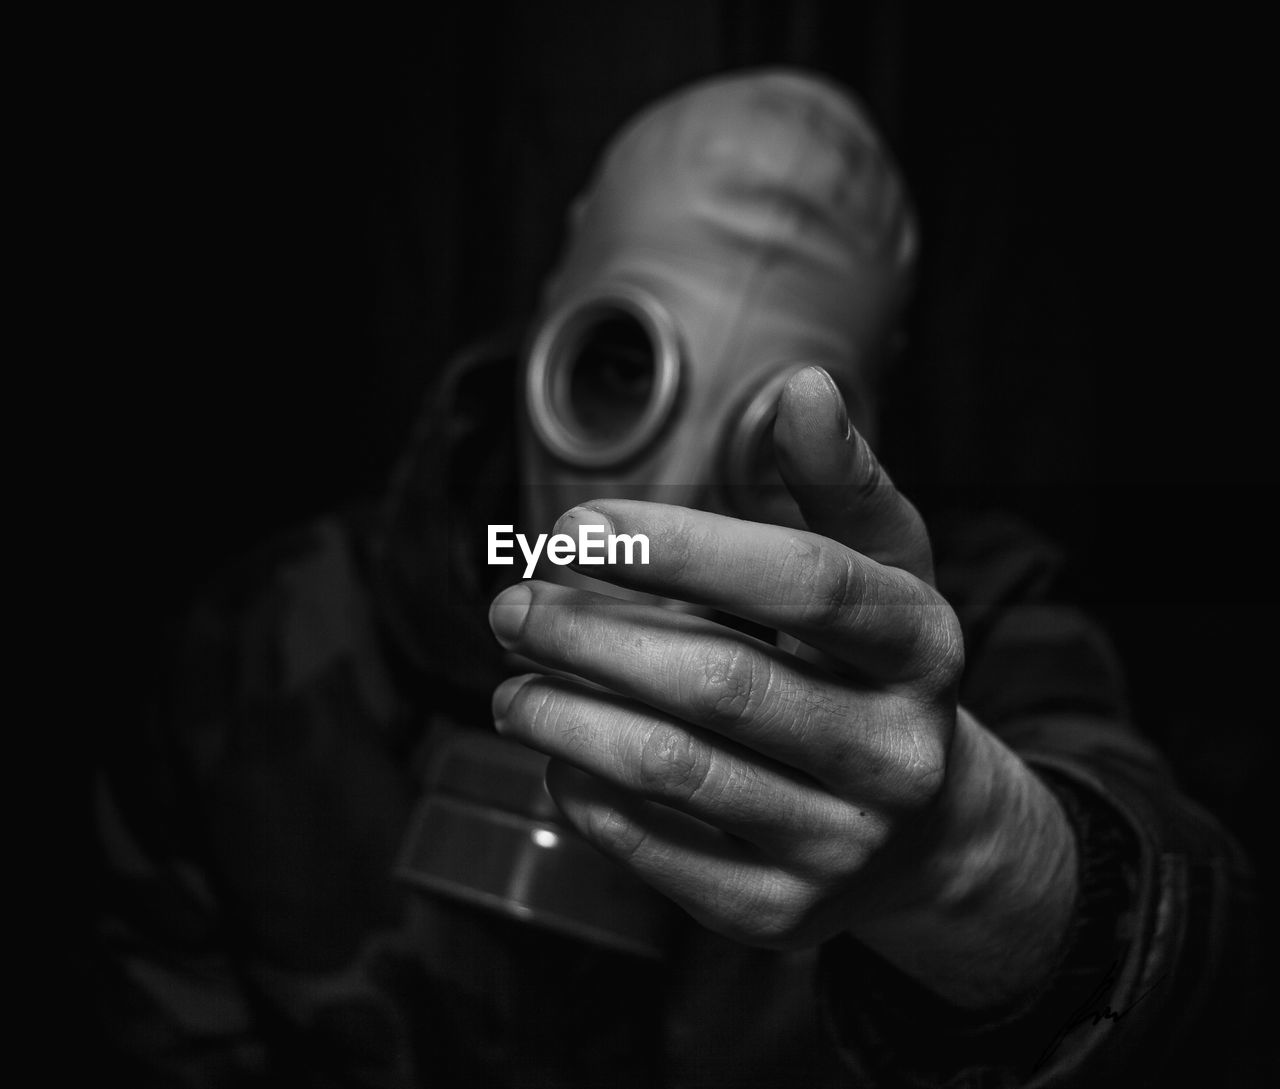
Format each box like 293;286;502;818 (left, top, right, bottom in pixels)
489;583;532;647
810;366;852;441
553;504;614;540
492;674;530;726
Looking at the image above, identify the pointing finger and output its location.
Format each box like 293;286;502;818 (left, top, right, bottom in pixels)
773;365;934;585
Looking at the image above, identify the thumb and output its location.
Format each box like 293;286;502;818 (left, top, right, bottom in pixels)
773;365;935;586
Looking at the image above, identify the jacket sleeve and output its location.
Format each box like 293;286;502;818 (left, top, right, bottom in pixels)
818;517;1261;1088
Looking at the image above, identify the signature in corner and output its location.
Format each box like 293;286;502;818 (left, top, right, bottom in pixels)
1031;960;1164;1074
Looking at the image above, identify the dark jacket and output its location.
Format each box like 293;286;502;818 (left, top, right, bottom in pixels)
94;349;1259;1088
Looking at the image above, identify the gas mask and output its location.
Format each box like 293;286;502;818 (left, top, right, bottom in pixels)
398;70;917;957
520;68;916;540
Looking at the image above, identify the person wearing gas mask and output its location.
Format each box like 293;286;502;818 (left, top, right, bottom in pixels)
95;70;1255;1087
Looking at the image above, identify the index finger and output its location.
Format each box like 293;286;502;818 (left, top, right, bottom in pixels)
553;501;957;683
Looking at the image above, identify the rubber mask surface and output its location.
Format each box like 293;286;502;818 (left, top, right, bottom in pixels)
521;69;917;536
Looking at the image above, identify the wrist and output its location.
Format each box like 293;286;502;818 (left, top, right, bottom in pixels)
820;755;1143;1085
852;706;1079;1010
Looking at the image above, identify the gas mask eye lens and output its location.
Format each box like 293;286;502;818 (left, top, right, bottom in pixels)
564;313;655;440
526;289;682;468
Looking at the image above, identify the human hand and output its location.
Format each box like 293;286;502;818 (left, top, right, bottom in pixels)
489;366;1076;1008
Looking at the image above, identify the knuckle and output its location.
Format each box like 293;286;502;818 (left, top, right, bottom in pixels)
888;731;949;811
692;641;766;726
836;702;949;812
776;535;832;617
636;725;712;802
911;596;966;689
795;544;859;630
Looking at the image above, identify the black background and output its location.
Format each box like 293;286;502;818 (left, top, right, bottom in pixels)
90;0;1273;1064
